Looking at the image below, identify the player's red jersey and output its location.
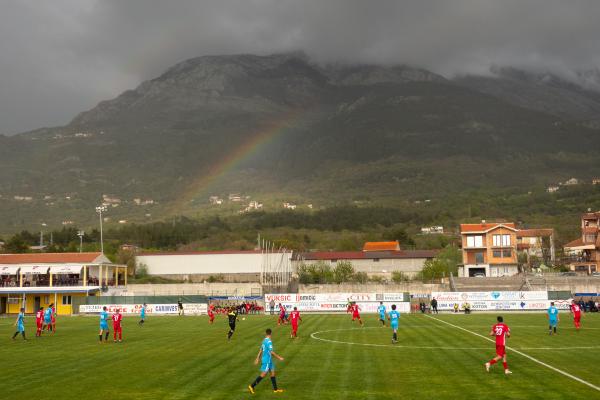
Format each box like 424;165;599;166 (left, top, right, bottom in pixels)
51;307;56;322
279;305;286;316
352;304;360;316
571;304;581;317
290;310;301;325
112;313;123;328
36;310;44;325
492;323;510;346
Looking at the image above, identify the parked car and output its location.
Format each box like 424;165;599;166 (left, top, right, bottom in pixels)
591;272;600;277
473;273;486;278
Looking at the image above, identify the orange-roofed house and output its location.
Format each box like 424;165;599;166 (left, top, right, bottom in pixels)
459;222;519;277
0;252;127;315
363;241;401;252
563;211;600;274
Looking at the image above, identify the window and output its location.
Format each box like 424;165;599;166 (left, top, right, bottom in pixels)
492;234;511;246
584;234;597;243
475;252;484;264
44;295;50;304
467;236;484;247
62;295;72;305
493;249;512;258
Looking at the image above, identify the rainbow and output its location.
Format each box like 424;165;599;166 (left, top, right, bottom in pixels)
171;109;303;212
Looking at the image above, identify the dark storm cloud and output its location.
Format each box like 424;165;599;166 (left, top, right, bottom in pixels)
1;0;600;134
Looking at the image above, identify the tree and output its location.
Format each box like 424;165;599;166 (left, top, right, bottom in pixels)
333;261;355;284
353;271;368;284
383;228;415;247
3;235;29;253
391;271;409;283
116;249;137;275
310;261;333;284
420;245;461;281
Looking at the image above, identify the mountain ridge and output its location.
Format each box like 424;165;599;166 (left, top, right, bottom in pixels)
1;52;599;231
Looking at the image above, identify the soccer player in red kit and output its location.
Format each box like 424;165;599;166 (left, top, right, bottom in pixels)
289;307;302;338
35;307;44;337
570;300;582;330
277;303;287;326
485;316;512;375
351;303;363;326
112;309;123;342
208;304;215;324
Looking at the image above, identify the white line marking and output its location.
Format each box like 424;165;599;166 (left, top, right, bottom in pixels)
310;327;490;350
424;315;600;392
310;327;600;351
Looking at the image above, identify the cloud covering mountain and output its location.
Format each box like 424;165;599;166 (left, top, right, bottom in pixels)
1;0;600;134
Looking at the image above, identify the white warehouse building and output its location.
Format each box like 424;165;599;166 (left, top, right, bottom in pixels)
136;251;292;283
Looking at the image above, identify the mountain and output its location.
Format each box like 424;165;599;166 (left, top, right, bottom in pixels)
1;53;599;232
456;66;600;124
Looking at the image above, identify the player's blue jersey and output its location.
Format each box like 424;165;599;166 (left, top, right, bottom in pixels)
548;306;558;320
17;312;24;325
389;310;400;325
140;307;146;318
377;305;386;316
261;337;273;364
44;308;52;320
100;311;109;323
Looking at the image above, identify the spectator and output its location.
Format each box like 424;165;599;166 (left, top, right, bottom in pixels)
453;303;459;313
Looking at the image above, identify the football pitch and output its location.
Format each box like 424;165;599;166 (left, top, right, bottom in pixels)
1;312;599;399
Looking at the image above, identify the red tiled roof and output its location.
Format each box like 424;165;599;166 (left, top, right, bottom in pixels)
295;250;438;261
0;252;104;264
460;223;516;233
583;227;599;234
363;241;400;251
564;238;584;248
517;229;554;238
583;212;600;219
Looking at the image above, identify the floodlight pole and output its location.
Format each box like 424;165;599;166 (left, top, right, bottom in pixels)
95;205;107;254
77;230;85;253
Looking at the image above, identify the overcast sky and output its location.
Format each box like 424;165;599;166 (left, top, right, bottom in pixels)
1;0;599;135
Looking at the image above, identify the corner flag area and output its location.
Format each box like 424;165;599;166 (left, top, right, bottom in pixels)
1;313;599;399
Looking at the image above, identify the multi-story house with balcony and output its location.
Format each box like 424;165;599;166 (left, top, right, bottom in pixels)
516;229;555;264
458;222;519;277
564;211;600;274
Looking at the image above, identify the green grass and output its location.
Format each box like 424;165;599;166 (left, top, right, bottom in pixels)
1;313;599;399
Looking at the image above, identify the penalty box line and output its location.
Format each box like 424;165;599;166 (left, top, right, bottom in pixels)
424;315;600;393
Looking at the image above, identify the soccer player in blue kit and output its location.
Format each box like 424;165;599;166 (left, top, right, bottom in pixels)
139;303;147;326
377;302;386;326
43;306;53;333
99;306;110;343
12;307;27;340
248;328;285;394
388;304;400;343
547;302;559;335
